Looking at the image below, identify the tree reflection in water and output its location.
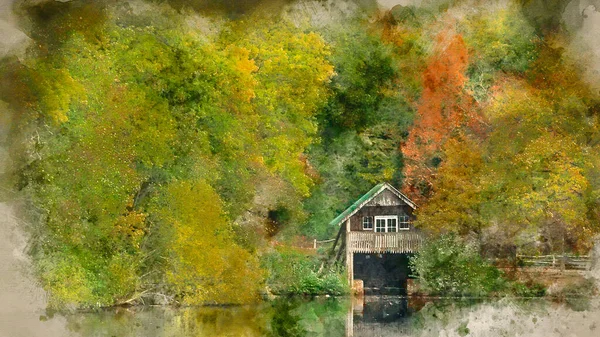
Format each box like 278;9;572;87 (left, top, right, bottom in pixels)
53;295;600;337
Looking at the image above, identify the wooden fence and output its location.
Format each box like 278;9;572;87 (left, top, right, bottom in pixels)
517;254;592;270
311;238;336;249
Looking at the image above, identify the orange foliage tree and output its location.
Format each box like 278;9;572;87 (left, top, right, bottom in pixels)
401;31;483;203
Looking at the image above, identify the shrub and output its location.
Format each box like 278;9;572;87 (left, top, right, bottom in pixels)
37;253;94;309
510;281;546;297
409;234;506;296
261;247;348;296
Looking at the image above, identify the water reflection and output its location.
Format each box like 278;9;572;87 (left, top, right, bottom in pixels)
29;295;600;337
349;296;412;336
57;297;347;337
349;296;600;337
55;296;477;337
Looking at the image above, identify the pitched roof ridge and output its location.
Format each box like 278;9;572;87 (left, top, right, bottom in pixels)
327;182;416;227
382;182;417;209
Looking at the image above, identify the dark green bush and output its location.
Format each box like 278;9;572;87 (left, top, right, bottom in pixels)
409;234;507;297
410;234;553;298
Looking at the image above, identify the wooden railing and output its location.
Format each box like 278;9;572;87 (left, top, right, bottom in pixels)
348;232;423;254
517;254;592;270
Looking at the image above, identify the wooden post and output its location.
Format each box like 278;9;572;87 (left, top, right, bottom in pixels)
561;237;566;272
330;224;345;257
313;239;317;249
335;235;346;265
346;296;354;337
345;219;353;287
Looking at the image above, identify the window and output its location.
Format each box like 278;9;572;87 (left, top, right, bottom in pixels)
387;217;397;232
374;216;399;232
399;215;410;230
362;216;373;230
375;218;386;232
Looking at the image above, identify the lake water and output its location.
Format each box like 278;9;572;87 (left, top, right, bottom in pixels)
6;295;599;337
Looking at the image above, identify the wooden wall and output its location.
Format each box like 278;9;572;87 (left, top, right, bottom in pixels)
349;205;415;231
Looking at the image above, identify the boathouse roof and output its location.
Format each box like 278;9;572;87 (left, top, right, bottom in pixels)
328;182;416;227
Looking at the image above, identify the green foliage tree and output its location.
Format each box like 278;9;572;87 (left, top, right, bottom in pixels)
410;234;506;296
461;4;539;101
319;24;396;133
11;3;334;307
300;21;415;239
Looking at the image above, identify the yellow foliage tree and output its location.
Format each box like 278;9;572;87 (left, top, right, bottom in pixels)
230;19;334;196
156;180;263;304
415;135;485;235
480;78;598;251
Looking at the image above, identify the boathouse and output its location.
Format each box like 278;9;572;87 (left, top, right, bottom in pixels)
329;182;423;293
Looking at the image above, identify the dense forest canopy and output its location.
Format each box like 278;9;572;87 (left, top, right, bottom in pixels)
1;0;600;307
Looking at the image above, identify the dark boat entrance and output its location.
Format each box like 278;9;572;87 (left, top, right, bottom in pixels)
353;253;414;295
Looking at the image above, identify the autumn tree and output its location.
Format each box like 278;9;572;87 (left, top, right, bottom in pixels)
10;3;334;307
482;76;599;253
414;135;485;236
401;30;481;203
152;180;262;304
460;4;539;101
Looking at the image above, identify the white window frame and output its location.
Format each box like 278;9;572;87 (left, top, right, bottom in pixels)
375;217;386;232
362;216;373;230
374;215;405;232
399;214;410;230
